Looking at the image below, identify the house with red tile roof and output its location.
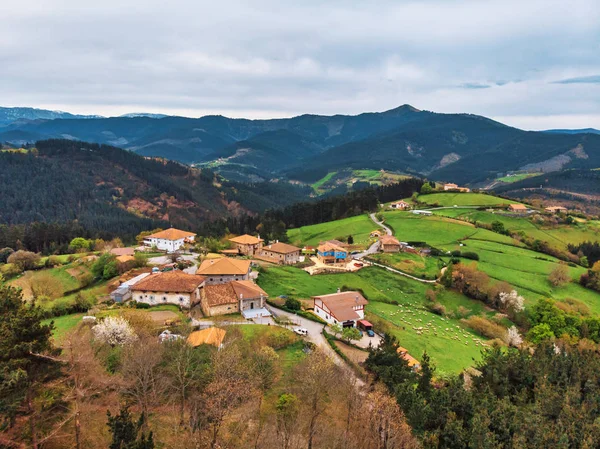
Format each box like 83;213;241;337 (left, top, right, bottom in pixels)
143;228;196;252
130;271;205;308
312;289;368;327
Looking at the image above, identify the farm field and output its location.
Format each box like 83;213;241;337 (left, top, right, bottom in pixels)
258;265;491;373
433;208;600;250
287;214;376;249
43;313;85;343
8;264;88;300
382;211;518;248
417;192;519;207
370;251;442;280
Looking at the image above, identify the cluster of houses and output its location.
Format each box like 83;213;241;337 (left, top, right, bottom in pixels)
443;183;470;192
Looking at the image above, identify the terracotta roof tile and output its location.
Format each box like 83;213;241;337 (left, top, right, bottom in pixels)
197;258;251;276
229;234;263;245
146;228;196;240
262;242;301;254
187;327;226;347
231;280;268;300
312;291;368;321
380;235;400;245
110;248;135;256
131;271;205;293
204;283;238;306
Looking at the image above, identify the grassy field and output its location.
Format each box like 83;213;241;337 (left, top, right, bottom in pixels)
433;208;600;250
258;265;490;373
496;173;539;183
9;265;87;300
287;214;376;249
417;192;518;207
370;251;442;279
43;313;85;343
311;171;337;192
382;211;518;248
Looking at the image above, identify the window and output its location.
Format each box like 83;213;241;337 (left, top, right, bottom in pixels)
139;295;143;300
163;296;167;301
179;297;184;302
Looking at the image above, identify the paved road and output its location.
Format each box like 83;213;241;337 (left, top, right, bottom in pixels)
266;306;366;385
369;212;393;236
352;213;392;259
368;260;437;284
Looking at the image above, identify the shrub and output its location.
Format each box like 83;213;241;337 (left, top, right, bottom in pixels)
7;250;41;270
284;297;301;311
549;264;570;287
427;302;446;316
0;247;14;264
45;255;62;268
461;252;479;261
462;316;507;341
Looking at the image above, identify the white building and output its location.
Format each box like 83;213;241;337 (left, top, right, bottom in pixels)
143;228;196;252
312;289;368;328
130;271;205;308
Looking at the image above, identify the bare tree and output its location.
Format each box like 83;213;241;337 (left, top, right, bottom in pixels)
121;339;165;430
276;393;300;449
251;346;280;449
162;339;208;426
361;386;417;449
294;351;336;449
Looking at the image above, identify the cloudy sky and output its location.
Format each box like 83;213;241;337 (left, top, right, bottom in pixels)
1;0;599;129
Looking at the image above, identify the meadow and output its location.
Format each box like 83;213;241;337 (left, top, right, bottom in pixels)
287;214;376;248
370;251;442;279
417;192;519;207
258;265;491;373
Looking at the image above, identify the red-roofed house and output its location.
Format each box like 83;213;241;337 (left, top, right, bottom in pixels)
312;289;368;327
143;228;196;252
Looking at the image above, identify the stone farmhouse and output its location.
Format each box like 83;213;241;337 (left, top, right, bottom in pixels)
258;241;302;265
196;258;251;284
228;234;264;256
380;235;402;252
130;271;205;308
200;280;269;318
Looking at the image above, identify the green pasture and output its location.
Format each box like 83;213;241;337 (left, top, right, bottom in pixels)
287;214;376;249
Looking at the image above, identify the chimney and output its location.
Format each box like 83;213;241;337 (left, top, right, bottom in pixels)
337;287;341;294
240;294;243;300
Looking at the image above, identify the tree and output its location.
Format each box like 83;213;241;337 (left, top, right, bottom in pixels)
7;250;40;270
330;323;343;336
107;406;154;449
342;326;362;344
528;323;555;344
69;237;92;252
347;235;354;245
251;346;280;448
295;351;336;449
491;220;508;235
91;253;118;279
284;297;301;311
498;290;525;313
92;316;137;347
506;326;523;347
162;339;209;426
276;393;299;449
0;285;56;448
29;272;63;300
549;264;570;287
122;340;165;429
420;183;433;194
0;247;14;264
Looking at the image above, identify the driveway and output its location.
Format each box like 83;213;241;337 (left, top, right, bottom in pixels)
148;253;199;273
352;213;390;259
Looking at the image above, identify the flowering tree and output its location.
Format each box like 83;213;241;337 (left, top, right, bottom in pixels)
506;326;523;347
93;316;137;346
499;290;525;313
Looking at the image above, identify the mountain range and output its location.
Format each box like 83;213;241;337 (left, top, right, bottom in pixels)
1;105;598;186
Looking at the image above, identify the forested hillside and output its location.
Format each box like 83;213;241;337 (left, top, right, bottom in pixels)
0;139;311;242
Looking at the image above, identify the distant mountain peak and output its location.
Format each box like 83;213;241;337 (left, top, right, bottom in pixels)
382;104;421;115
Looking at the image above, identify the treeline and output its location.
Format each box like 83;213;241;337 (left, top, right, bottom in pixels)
366;334;600;447
225;177;424;239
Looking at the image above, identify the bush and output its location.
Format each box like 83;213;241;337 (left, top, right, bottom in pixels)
427;302;446;316
0;247;14;264
549;264;570;287
284;297;301;311
462;316;507;341
45;255;62;268
7;250;41;270
461;252;479;261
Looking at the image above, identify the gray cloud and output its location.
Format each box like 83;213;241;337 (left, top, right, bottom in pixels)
0;0;599;129
553;75;600;84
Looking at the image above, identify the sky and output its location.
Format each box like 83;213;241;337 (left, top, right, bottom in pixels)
1;0;599;130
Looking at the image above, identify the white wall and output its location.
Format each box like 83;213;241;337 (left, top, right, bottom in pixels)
131;289;197;308
144;237;191;252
